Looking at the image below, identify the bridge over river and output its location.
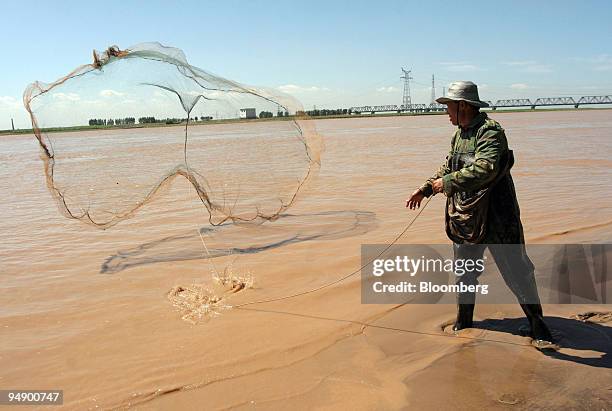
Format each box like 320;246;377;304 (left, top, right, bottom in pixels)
349;95;612;114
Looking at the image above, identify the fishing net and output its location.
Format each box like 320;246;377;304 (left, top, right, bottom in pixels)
23;42;322;228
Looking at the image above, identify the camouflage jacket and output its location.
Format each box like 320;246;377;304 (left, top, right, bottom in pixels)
419;112;526;244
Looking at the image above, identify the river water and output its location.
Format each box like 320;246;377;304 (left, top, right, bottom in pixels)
1;110;611;409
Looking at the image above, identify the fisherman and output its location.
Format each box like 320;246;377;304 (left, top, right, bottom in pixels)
405;81;555;347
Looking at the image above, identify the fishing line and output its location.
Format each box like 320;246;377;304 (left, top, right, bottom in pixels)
234;196;433;307
237;306;536;348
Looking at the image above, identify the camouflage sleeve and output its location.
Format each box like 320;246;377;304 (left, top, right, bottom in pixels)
418;156;451;197
441;129;507;196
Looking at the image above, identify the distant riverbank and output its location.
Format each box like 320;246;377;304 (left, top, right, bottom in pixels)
2;106;611;136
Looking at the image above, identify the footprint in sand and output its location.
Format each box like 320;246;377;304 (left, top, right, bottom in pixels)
167;271;253;324
497;393;522;406
439;319;488;339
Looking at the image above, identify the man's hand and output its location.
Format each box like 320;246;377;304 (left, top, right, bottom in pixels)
432;178;444;194
406;189;425;209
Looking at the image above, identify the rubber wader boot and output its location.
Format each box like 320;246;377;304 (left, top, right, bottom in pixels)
520;304;554;343
453;303;475;331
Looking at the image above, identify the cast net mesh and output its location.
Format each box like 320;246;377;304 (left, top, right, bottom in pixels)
23;42;322;229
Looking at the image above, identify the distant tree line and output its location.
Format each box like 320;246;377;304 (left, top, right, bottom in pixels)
299;108;349;117
138;116;157;124
87;116;217;127
88;117;136;126
142;116;213;124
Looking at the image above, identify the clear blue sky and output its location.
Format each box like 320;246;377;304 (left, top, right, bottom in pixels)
2;0;611;128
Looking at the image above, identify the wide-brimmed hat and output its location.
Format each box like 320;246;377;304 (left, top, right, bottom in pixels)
436;81;489;108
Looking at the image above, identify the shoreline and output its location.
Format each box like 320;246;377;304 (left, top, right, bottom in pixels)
3;106;611;137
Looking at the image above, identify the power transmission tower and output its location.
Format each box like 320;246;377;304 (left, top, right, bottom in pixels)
400;68;413;109
431;74;436;103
